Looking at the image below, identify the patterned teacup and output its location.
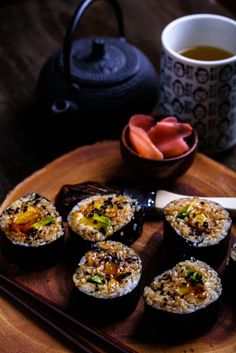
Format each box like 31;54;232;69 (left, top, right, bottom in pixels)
160;14;236;154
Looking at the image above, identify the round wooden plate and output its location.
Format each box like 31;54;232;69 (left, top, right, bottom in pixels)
0;141;236;353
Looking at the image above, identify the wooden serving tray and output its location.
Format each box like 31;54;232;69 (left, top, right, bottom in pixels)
0;141;236;353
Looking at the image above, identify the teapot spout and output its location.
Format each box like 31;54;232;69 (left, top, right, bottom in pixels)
51;99;79;115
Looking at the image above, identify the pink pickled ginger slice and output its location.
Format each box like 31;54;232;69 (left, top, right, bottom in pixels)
129;115;155;131
129;115;164;160
148;117;192;158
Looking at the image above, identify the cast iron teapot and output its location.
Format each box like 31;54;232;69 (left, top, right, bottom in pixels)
37;0;159;142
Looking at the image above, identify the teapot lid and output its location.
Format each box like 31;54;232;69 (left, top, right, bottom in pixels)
57;36;140;86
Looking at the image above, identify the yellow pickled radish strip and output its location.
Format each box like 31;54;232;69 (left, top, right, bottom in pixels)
11;206;41;232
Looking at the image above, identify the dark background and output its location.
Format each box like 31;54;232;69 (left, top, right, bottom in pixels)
0;0;235;203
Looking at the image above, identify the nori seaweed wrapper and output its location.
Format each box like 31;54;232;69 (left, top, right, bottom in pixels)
0;230;64;269
67;193;144;249
144;259;222;338
222;242;236;297
163;197;232;268
70;241;143;319
55;182;117;221
70;279;143;320
0;193;65;269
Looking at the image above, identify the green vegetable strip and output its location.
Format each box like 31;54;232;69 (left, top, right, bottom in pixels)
33;216;53;229
92;214;110;227
87;275;107;285
186;270;203;285
177;204;193;219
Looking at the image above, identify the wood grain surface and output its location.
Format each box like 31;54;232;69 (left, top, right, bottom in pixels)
0;140;236;353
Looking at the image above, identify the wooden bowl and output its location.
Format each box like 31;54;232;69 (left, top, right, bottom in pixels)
120;124;198;185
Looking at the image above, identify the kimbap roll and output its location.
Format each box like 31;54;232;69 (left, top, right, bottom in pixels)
164;197;232;267
0;193;64;268
55;181;117;221
67;193;143;247
144;259;222;334
72;240;142;318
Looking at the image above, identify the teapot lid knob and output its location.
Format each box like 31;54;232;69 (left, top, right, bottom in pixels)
91;38;105;60
57;37;140;86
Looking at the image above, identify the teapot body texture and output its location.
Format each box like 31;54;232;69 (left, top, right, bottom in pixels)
37;0;159;143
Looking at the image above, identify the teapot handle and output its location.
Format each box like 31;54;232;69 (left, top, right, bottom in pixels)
63;0;125;85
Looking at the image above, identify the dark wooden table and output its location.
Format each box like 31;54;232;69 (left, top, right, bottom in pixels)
0;1;235;352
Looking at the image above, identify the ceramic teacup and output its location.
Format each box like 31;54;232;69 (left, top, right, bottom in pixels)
160;14;236;154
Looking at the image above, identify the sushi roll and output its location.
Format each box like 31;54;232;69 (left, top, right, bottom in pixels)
144;259;222;335
55;181;117;221
72;240;142;318
0;193;64;269
67;193;143;248
163;197;232;267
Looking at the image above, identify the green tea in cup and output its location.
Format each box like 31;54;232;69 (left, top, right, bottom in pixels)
179;45;233;61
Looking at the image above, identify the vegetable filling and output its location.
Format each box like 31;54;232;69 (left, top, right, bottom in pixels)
164;197;231;246
144;259;222;314
68;194;140;242
73;241;142;299
0;193;64;246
